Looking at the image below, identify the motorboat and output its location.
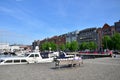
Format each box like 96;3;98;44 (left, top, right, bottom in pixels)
0;57;28;65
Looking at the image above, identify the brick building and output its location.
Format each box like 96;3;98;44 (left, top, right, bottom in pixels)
97;23;115;51
102;23;115;37
39;34;66;47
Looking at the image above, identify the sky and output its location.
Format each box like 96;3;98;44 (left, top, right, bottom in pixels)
0;0;120;45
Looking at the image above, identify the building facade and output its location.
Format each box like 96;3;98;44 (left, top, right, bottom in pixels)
66;30;79;43
77;28;98;44
102;24;115;37
32;20;120;51
97;28;102;51
39;35;66;46
97;24;115;51
55;34;66;46
114;20;120;33
0;43;10;53
0;43;31;53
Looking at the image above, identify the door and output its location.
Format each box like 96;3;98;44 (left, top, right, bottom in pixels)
34;54;41;63
27;54;35;63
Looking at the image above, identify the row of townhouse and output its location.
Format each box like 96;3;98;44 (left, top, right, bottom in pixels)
32;20;120;51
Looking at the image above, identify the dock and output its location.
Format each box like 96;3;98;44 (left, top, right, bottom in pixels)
78;53;111;59
67;52;112;59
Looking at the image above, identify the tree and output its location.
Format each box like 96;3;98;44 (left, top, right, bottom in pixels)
88;41;97;51
69;41;79;51
102;35;112;49
50;42;57;51
79;42;88;50
111;33;120;50
40;42;50;51
59;44;66;51
40;42;57;51
65;42;71;51
79;42;97;51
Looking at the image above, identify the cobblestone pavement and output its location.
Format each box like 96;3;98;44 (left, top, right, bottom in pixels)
0;57;120;80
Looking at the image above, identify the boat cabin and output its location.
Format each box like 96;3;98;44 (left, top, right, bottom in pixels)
0;57;28;65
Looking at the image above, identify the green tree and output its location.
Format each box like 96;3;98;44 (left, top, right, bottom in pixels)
40;42;57;51
40;42;50;51
50;42;57;51
111;33;120;50
65;42;71;51
88;41;97;50
59;44;66;51
79;42;88;50
102;35;112;49
69;41;78;51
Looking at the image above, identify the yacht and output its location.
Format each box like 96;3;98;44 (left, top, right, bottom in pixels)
0;57;28;65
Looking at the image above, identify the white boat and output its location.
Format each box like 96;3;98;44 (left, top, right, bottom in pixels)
0;57;28;65
23;46;54;63
0;51;76;65
0;45;55;65
52;51;74;58
0;51;55;65
24;52;54;63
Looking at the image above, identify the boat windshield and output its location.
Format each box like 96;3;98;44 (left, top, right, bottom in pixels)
24;54;29;57
0;59;4;63
40;52;49;58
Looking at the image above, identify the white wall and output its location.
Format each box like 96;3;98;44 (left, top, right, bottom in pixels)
0;43;10;52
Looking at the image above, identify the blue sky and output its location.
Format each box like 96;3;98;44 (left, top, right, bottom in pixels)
0;0;120;45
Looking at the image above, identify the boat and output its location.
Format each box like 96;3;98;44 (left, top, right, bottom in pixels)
0;57;28;65
24;52;54;63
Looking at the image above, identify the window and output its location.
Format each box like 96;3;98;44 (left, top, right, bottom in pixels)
14;60;20;63
29;54;34;57
25;54;29;57
40;53;49;58
0;60;4;63
59;52;65;58
35;54;39;57
21;59;27;62
5;60;12;63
